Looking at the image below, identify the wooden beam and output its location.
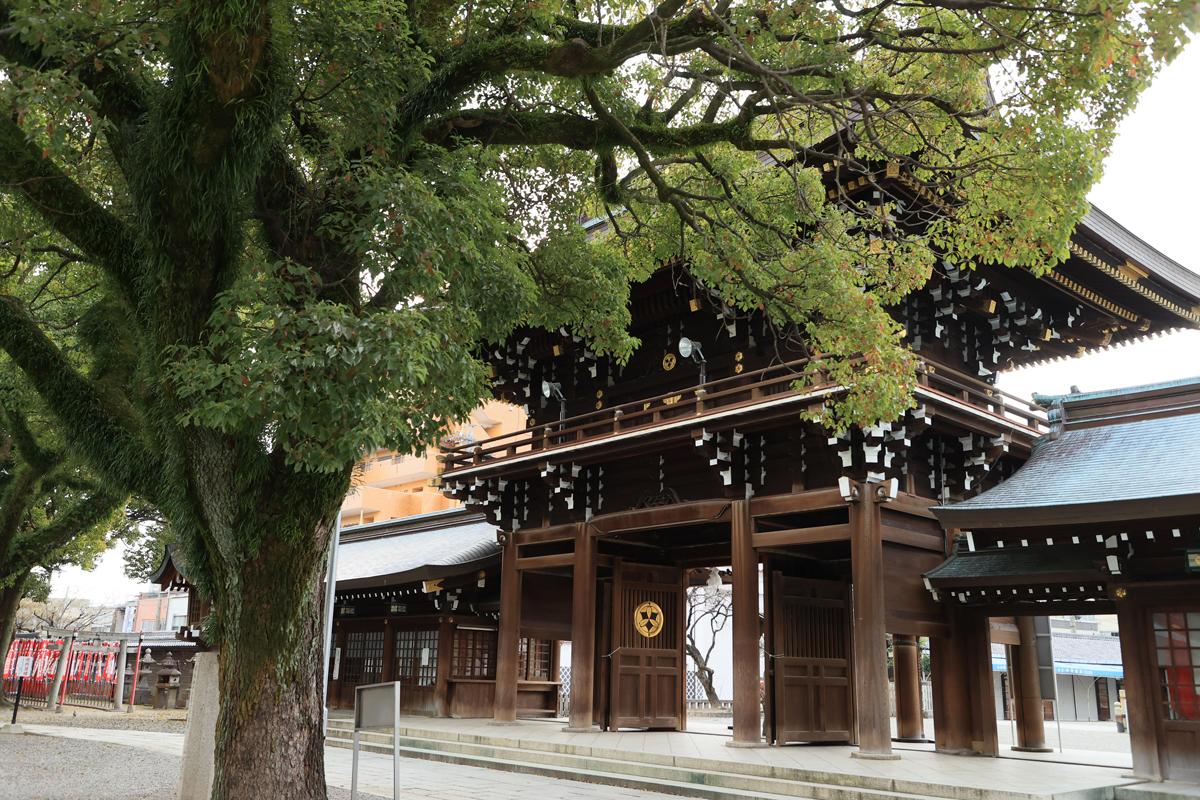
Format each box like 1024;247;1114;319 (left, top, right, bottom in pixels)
493;534;521;722
1116;596;1164;780
1010;616;1050;751
893;634;925;741
590;499;732;535
849;484;895;758
730;499;761;745
889;492;939;520
567;523;598;731
516;553;574;571
754;523;851;549
434;616;454;717
750;487;846;518
881;525;944;552
513;524;577;546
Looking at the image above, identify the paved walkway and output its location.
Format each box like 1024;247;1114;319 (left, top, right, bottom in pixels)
22;725;679;800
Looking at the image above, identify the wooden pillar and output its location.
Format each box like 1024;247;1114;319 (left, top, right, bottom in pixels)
381;619;396;684
762;556;775;744
1009;616;1050;752
893;634;925;741
965;614;999;756
1115;593;1163;780
567;523;598;731
729;499;762;746
493;533;521;722
434;616;455;717
932;607;996;755
849;482;896;759
930;633;971;754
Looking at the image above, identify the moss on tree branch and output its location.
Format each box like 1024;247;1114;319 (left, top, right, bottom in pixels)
0;295;160;498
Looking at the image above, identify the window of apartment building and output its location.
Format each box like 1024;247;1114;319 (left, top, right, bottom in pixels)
452;628;496;679
1153;611;1200;721
394;628;438;686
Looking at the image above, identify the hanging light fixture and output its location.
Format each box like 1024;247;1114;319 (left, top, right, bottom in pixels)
705;567;723;595
678;337;707;384
542;380;566;421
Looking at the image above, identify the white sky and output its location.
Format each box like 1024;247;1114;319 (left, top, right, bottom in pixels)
51;41;1200;606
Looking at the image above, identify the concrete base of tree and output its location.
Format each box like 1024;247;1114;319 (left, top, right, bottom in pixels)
177;651;218;800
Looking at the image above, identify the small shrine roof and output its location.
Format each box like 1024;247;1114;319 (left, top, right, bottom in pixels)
935;377;1200;528
925;543;1103;586
335;510;499;589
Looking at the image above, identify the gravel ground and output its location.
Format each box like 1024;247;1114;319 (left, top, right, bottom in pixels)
11;707;187;733
0;733;177;800
0;733;387;800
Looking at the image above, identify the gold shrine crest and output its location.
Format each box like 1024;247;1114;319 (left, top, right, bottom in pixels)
634;601;664;639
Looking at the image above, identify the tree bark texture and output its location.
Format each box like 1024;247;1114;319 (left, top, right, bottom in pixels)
684;642;722;706
210;526;332;800
0;575;27;678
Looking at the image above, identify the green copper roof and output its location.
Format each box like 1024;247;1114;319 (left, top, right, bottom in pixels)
1033;375;1200;408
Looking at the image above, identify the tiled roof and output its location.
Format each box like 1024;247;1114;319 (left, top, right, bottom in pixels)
990;632;1122;666
934;412;1200;526
335;518;500;589
1080;206;1200;302
1034;375;1200;408
1051;632;1123;665
925;545;1103;584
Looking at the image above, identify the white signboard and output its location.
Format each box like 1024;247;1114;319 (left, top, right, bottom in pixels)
14;656;33;678
350;681;402;800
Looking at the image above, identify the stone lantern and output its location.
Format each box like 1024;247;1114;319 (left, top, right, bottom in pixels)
154;652;182;710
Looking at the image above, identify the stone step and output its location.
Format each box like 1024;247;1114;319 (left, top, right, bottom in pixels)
326;720;976;800
325;720;1126;800
325;732;934;800
325;728;1007;800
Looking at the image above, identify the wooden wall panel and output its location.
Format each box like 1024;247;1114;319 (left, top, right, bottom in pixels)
883;544;947;635
521;572;573;640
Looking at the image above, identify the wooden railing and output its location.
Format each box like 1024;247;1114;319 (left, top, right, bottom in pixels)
917;363;1049;433
440;357;1048;474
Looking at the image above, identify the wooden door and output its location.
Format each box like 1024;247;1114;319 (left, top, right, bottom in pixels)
337;625;386;708
607;562;684;730
770;575;854;743
393;627;439;714
1151;609;1200;782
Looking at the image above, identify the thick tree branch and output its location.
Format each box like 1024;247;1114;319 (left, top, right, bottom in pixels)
0;0;148;164
0;115;142;305
7;488;125;579
423;109;781;153
0;295;159;499
0;406;60;473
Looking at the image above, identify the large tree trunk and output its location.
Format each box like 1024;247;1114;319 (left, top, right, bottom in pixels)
209;523;332;800
0;575;27;707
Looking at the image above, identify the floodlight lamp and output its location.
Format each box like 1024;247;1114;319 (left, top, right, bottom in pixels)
678;337;695;359
706;568;723;591
542;380;563;400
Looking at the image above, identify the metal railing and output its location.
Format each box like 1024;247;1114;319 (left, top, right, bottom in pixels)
442;357;1048;475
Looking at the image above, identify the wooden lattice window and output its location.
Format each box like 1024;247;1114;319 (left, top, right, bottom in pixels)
518;638;553;681
1153;611;1200;721
394;628;438;687
452;628;496;679
342;630;385;686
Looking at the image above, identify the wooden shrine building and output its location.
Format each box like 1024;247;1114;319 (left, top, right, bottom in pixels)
434;199;1200;760
929;377;1200;781
326;508;567;718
